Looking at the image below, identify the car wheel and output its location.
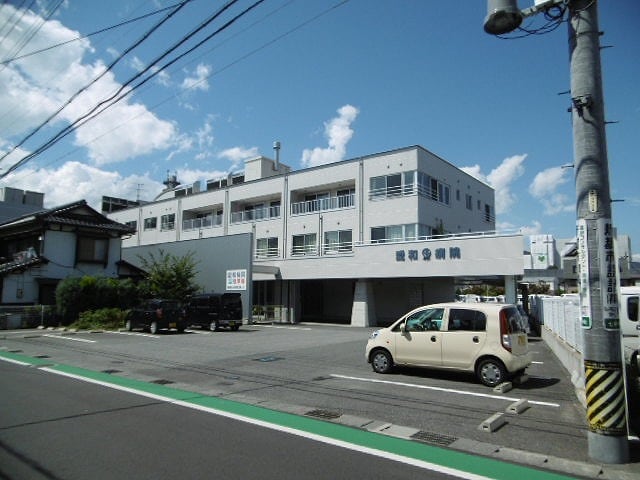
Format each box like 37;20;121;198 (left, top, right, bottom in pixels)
232;325;240;331
150;321;159;335
125;319;133;331
371;350;393;374
477;358;507;387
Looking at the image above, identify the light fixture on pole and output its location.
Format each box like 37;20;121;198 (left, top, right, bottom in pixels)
484;0;523;34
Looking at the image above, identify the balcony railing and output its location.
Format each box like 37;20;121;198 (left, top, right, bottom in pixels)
231;205;281;224
323;240;353;255
255;246;280;259
290;193;354;215
182;214;223;231
369;184;443;202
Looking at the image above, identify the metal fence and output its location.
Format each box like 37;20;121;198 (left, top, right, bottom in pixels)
534;295;583;353
0;305;57;329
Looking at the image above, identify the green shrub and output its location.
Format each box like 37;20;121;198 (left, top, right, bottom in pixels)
56;276;142;325
70;308;128;330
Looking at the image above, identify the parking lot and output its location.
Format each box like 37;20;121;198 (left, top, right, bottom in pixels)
1;324;638;478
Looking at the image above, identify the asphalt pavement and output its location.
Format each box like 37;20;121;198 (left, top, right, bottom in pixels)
1;325;639;479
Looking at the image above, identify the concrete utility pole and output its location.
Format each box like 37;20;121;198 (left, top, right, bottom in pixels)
484;0;628;463
569;0;628;464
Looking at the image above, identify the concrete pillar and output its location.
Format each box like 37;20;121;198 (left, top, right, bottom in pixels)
351;279;376;327
504;275;517;304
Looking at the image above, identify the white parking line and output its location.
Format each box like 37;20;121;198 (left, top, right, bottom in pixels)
532;361;544;365
43;334;96;344
185;329;212;334
255;325;312;331
330;374;560;408
108;331;159;339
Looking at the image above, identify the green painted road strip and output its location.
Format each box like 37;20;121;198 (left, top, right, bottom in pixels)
0;351;578;480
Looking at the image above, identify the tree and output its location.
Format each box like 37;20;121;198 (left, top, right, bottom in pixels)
137;249;200;301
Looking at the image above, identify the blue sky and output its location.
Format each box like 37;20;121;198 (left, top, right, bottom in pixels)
1;0;638;258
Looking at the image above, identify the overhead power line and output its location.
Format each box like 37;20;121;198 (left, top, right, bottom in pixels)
0;0;195;66
0;0;194;167
0;1;65;71
0;0;269;179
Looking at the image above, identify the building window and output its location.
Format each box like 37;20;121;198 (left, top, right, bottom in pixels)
371;224;429;243
292;233;317;256
160;214;175;231
125;220;137;231
324;230;352;254
369;173;402;198
256;237;279;258
143;217;157;230
456;189;460;201
370;171;449;205
232;201;280;223
336;188;355;208
477;199;481;210
77;236;108;263
439;183;450;204
465;194;473;210
484;204;492;222
304;193;330;212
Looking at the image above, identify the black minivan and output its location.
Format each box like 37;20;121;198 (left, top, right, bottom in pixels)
183;293;243;331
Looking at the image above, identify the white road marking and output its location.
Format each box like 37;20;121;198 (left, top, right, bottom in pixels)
43;334;96;343
330;374;560;408
184;329;212;334
255;325;312;331
107;331;159;339
29;363;497;480
531;361;544;365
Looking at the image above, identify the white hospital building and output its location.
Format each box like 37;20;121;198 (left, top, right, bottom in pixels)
108;145;525;326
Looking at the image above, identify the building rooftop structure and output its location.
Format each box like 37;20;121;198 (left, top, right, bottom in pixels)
0;186;44;224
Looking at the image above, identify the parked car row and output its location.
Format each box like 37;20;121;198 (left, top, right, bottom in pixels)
126;296;531;389
125;293;243;334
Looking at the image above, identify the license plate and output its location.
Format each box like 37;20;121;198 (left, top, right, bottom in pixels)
169;322;176;329
228;321;235;326
517;336;526;345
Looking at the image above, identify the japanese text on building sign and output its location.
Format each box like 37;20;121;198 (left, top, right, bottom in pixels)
395;247;461;262
226;269;247;291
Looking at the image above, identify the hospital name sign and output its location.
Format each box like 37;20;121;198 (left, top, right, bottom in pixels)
395;246;461;263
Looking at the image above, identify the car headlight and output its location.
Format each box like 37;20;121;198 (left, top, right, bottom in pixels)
369;330;380;340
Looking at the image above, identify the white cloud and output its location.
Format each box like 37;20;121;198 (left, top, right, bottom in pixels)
518;220;543;236
166;116;215;162
0;162;162;208
0;5;178;168
1;161;227;209
130;56;145;72
529;166;574;215
461;154;526;215
301;105;359;167
218;146;259;170
181;63;211;92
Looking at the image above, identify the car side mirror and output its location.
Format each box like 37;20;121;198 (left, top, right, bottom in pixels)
400;322;407;333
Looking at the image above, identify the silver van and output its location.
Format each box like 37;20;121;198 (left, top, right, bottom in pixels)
365;302;531;387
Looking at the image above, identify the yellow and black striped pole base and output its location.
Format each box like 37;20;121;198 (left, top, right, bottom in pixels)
585;360;627;436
